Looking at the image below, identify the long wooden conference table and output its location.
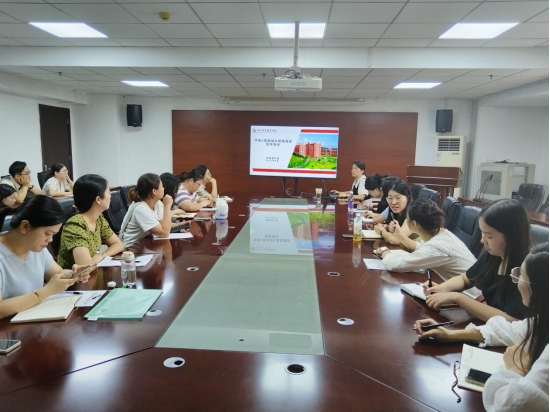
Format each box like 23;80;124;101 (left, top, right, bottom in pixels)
0;196;490;411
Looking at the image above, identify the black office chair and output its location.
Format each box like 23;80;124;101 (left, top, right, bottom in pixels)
442;196;462;232
539;196;549;214
119;185;135;209
516;183;546;212
531;224;549;246
411;184;426;200
56;197;75;216
37;171;49;189
452;205;483;257
103;191;128;233
1;214;12;233
417;187;441;205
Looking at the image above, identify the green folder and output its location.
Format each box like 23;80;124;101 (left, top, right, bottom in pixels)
84;288;162;321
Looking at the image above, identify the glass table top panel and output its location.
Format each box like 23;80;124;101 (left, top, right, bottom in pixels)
156;198;324;355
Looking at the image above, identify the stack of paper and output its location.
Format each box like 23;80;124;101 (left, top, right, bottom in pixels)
362;230;382;239
11;295;81;323
84;288;162;321
363;259;387;270
153;232;193;240
99;254;156;267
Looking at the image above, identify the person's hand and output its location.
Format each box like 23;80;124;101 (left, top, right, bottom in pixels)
92;253;106;264
200;199;212;208
172;208;185;216
413;318;455;342
209;177;216;185
392;219;404;239
425;292;461;310
19;175;31;187
503;344;528;376
71;264;94;283
388;220;397;233
163;194;174;209
422;280;442;294
330;190;338;194
374;224;385;235
44;272;77;295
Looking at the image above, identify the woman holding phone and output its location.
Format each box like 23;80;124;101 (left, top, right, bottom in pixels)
413;243;549;411
0;196;93;320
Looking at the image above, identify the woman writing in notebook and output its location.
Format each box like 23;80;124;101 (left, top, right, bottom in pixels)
57;174;123;269
175;168;212;212
0;196;92;320
422;199;529;321
414;243;549;411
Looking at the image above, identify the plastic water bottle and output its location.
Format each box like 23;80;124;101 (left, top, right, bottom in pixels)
352;241;362;268
121;251;136;287
353;211;363;242
347;191;354;220
214;196;228;220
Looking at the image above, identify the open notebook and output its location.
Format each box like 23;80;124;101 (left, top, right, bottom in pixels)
458;344;506;392
11;294;80;323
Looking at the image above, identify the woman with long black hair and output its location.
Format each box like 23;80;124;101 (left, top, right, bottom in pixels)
414;243;549;411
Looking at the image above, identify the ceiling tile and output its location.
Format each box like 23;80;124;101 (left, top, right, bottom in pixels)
536;40;549;46
206;24;268;39
322;68;371;76
513;69;549;76
105;73;151;80
0;37;24;45
23;73;75;81
260;3;331;22
321;76;363;83
218;38;271;46
383;23;453;39
132;67;184;75
172;84;212;91
147;24;213;38
85;81;127;87
37;66;96;74
67;74;114;81
462;69;525;76
199;81;241;87
191;3;263;23
461;2;549;23
347;89;388;96
86;67;141;75
238;81;278;87
330;3;405;23
232;75;274;83
321;83;355;89
248;92;283;97
323;38;377;47
368;69;421;77
244;87;279;92
315;91;351;98
190;74;235;81
91;24;160;39
527;9;549;22
48;80;93;86
14;38;73;46
149;74;194;82
119;3;201;24
271;39;323;47
0;11;19;23
0;4;75;23
281;91;318;97
485;38;545;47
217;91;250;97
116;39;171;46
0;65;51;73
395;3;479;23
407;75;456;82
325;23;388;39
225;68;273;75
180;67;228;74
55;4;140;24
0;23;54;37
447;77;498;84
428;39;489;47
208;87;245;92
417;69;473;76
499;23;549;38
375;39;431;47
354;82;400;89
166;38;219;46
66;39;122;46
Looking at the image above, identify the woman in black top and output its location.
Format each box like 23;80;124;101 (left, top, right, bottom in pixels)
424;199;529;321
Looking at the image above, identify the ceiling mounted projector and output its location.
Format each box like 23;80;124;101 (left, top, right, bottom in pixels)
275;22;322;93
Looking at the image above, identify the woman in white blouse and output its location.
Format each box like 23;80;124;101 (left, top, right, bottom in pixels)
330;161;368;201
41;163;73;197
374;199;479;297
413;243;549;412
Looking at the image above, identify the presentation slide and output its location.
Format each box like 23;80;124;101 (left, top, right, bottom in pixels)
250;126;339;179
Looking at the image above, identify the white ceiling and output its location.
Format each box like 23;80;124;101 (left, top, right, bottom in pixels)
0;0;547;101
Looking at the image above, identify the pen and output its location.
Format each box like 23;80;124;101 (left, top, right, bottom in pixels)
412;321;454;331
427;268;433;288
64;291;84;295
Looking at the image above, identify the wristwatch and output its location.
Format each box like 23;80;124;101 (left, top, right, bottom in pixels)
28;185;34;190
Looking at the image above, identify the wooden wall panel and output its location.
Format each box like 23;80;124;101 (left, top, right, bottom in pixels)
172;111;418;196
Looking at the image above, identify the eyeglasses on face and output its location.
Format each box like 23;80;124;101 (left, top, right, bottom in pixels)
17;171;31;176
386;196;403;203
510;267;531;284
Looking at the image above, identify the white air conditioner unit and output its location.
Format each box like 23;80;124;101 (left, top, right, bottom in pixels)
434;135;467;198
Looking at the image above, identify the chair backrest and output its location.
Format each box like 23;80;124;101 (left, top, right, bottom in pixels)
51;197;75;256
411;184;426;200
119;185;135;209
103;191;128;233
56;197;75;216
539;196;549;214
517;183;546;211
1;214;12;233
37;171;49;189
530;224;549;246
452;205;483;257
442;196;462;231
417;187;441;205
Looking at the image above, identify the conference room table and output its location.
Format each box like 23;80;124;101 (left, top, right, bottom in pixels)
0;196;493;411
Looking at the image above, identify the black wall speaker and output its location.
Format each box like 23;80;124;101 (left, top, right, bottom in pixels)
127;104;142;127
436;109;452;133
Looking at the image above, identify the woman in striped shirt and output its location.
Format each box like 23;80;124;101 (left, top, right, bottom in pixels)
175;167;212;212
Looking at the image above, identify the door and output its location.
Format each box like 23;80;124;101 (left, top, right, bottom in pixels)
39;105;73;176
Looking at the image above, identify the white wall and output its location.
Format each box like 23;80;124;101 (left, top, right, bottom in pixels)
473;106;549;192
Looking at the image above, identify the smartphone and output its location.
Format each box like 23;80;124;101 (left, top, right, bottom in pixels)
71;263;95;279
0;339;21;354
342;234;354;239
465;368;492;386
171;223;190;233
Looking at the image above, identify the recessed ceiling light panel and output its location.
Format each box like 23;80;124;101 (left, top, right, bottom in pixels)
122;81;169;87
394;83;441;89
29;22;108;38
439;23;519;39
268;23;326;39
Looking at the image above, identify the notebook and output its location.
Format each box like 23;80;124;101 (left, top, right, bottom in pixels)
11;294;81;323
84;288;162;321
400;282;426;300
363;259;386;270
362;230;382;239
458;344;506;392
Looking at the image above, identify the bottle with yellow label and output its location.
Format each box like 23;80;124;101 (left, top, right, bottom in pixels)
353;212;362;242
